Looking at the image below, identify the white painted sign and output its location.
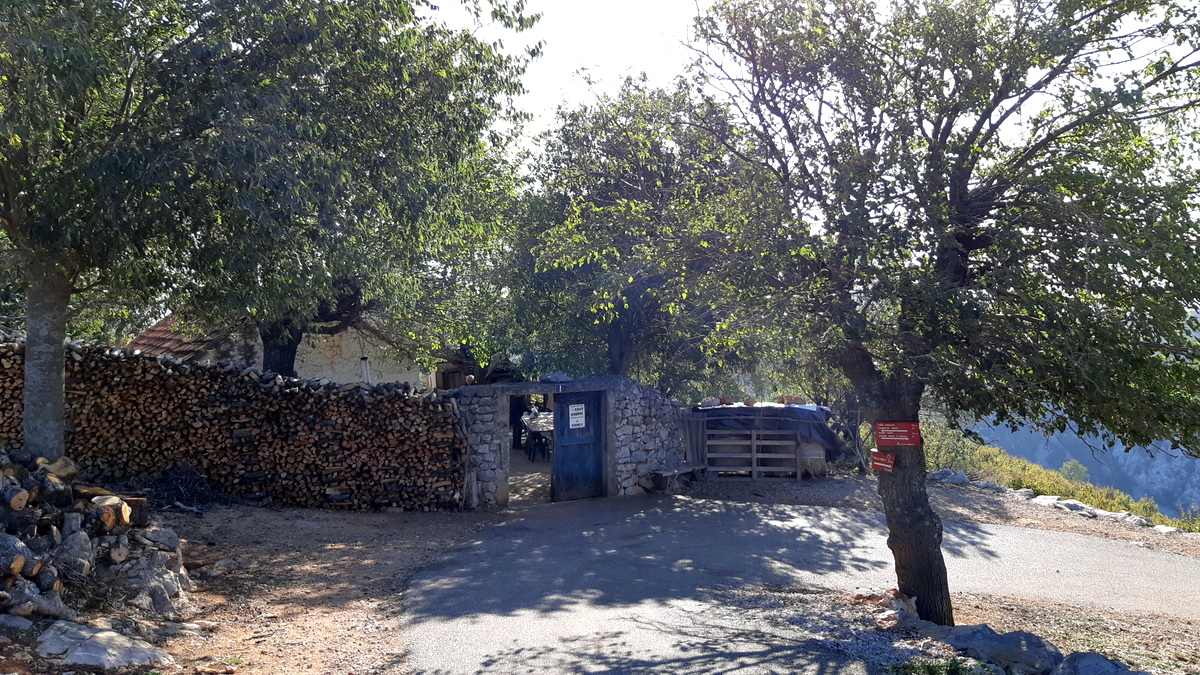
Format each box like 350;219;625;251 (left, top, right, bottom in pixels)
568;403;586;429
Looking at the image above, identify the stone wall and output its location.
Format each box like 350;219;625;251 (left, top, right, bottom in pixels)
452;388;508;509
452;377;687;508
609;379;688;496
0;342;466;510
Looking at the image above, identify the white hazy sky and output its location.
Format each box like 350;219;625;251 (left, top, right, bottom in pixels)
438;1;711;139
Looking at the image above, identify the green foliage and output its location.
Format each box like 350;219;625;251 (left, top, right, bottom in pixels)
1058;459;1089;483
509;78;773;394
1;0;533;354
691;0;1200;454
921;422;1198;532
890;659;993;675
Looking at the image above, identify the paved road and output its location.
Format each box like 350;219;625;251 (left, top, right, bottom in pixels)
403;496;1193;673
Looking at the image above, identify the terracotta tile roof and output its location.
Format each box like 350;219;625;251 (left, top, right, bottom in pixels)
127;316;235;361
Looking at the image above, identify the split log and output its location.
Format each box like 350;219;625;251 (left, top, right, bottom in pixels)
90;496;132;531
1;485;28;512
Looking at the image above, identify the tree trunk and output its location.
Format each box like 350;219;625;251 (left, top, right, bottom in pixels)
875;408;954;625
606;316;633;376
259;320;302;377
23;259;72;460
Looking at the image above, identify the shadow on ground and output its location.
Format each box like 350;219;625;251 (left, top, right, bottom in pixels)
399;495;997;625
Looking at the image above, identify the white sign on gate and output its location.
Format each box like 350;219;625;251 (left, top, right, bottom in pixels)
568;403;586;429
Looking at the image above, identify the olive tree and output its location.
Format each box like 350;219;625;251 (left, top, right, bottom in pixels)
693;0;1200;623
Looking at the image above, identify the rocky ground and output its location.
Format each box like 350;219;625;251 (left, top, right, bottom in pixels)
154;505;503;674
687;471;1200;559
955;592;1199;674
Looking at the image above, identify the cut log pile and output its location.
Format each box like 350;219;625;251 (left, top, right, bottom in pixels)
0;342;467;511
0;452;190;621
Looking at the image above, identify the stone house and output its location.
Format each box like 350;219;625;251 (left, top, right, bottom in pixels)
128;315;429;387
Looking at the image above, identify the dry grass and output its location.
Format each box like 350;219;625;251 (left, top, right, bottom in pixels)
954;592;1199;674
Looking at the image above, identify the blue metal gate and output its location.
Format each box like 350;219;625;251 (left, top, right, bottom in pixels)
552;391;604;501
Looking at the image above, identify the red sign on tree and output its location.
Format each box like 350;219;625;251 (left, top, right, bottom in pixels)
873;421;922;447
870;449;896;473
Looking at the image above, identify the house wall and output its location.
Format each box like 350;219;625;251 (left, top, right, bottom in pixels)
294;328;427;386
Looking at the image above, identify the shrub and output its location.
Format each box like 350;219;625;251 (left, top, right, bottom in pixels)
922;423;1197;532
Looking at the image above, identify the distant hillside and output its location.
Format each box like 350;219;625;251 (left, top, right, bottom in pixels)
973;423;1200;517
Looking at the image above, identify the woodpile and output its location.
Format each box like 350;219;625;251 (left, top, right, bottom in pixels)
0;451;191;621
0;342;467;511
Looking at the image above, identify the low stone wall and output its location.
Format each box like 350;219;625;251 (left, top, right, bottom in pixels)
0;342;466;510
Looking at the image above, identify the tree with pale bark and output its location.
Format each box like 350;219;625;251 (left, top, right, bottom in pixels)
690;0;1200;624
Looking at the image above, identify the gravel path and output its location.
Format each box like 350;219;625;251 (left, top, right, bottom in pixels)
157;505;502;674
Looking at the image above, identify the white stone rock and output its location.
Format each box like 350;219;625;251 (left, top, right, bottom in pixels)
1153;524;1180;535
1053;499;1098;518
934;624;1063;675
37;619;172;667
1031;495;1061;507
1121;514;1152;528
1012;488;1036;499
1051;651;1145;674
0;615;34;632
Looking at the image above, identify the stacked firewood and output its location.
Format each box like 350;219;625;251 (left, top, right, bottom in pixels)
0;451;190;620
0;342;467;511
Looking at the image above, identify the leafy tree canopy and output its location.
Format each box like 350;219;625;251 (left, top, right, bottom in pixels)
513;78;773;397
693;0;1200;453
687;0;1200;624
0;0;534;454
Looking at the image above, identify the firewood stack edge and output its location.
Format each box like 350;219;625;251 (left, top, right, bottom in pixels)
0;341;468;511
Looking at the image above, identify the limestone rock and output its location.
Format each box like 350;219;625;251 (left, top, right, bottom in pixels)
929;469;970;484
1051;652;1147;675
1012;488;1036;499
0;615;34;632
1031;495;1061;508
1152;524;1179;534
37;620;174;671
940;624;1063;675
62;513;83;536
135;525;181;552
1053;499;1097;518
53;531;94;577
1122;515;1152;528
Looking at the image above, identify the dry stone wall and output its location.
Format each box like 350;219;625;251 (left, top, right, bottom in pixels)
453;377;687;507
0;342;466;511
452;388;507;509
609;379;688;496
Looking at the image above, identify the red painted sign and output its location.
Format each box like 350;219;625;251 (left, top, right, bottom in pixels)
870;449;896;473
874;421;922;447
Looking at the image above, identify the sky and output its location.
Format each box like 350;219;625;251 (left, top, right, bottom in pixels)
437;1;710;141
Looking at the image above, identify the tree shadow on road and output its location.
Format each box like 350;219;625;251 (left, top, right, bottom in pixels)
397;495;998;624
